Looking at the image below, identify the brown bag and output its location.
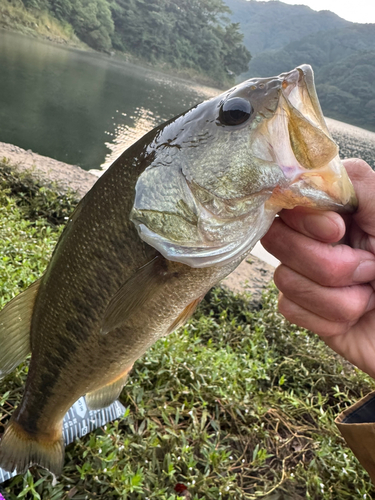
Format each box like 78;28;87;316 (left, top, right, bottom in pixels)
336;391;375;483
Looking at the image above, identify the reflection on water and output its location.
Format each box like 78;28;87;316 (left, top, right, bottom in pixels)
99;107;160;173
4;31;372;175
0;30;217;171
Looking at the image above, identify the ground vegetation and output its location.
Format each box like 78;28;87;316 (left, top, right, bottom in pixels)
0;162;374;499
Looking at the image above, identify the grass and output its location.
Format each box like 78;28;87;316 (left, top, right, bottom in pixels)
0;0;84;47
0;162;374;499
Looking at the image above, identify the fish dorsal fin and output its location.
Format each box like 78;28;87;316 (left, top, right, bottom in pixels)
0;279;41;380
101;256;171;335
85;366;132;410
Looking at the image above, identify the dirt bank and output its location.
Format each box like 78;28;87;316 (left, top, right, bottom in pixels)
0;141;96;198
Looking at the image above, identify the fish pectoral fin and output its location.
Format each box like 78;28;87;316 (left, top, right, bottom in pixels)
101;256;172;335
0;278;41;380
85;366;133;410
167;296;203;334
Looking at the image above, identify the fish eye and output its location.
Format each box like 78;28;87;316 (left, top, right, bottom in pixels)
219;97;252;126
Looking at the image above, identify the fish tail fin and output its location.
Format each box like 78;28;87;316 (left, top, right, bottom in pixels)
0;418;64;476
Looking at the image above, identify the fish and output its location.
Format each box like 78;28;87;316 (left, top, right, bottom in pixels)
0;64;357;477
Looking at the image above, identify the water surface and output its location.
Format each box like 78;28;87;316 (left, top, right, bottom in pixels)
0;30;216;171
1;30;375;174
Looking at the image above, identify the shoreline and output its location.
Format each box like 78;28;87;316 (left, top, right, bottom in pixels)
0;27;228;90
0;141;96;199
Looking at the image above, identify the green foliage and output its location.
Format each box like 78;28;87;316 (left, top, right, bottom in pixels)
109;0;250;82
0;163;76;308
0;162;78;226
48;0;115;50
69;0;114;51
316;52;375;130
224;0;350;55
227;0;375;131
245;25;375;81
48;0;72;22
0;0;79;43
6;0;251;81
0;164;374;498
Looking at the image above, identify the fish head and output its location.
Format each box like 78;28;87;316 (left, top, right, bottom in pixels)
131;65;357;268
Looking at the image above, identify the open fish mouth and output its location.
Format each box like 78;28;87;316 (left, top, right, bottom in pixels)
259;65;357;213
131;65;357;269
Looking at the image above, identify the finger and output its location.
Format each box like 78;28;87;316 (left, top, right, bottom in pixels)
278;208;345;243
278;294;375;379
343;159;375;248
274;264;375;322
262;218;375;286
277;293;353;337
321;313;375;380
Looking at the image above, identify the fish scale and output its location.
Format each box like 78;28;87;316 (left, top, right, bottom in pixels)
0;65;357;477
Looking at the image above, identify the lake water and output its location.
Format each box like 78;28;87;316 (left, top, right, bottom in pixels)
0;30;217;171
1;30;375;174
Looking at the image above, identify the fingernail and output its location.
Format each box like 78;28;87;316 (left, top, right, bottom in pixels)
353;259;375;283
303;213;342;241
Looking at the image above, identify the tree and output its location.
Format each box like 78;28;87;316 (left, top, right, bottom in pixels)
109;0;251;82
69;0;114;51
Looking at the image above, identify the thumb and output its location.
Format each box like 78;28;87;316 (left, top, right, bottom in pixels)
343;159;375;238
278;208;345;243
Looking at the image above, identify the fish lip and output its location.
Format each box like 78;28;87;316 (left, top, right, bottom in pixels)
296;64;329;131
265;162;358;214
279;64;329;132
294;170;358;213
254;65;358;214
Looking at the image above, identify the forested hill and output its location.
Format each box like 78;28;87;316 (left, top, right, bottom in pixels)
224;0;350;54
2;0;251;84
223;0;375;131
247;25;375;77
109;0;251;82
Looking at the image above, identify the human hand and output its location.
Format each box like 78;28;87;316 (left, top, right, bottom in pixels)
261;159;375;379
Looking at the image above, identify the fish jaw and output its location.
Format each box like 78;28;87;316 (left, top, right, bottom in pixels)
131;65;357;269
256;65;358;213
134;203;277;268
265;156;357;214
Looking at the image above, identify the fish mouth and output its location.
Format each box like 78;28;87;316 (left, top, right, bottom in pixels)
258;65;358;213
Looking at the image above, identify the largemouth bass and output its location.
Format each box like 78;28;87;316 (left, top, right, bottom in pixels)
0;65;356;476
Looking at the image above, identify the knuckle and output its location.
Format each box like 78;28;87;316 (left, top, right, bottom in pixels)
318;250;356;287
316;321;350;338
340;299;363;322
331;287;370;322
273;265;289;291
319;265;343;287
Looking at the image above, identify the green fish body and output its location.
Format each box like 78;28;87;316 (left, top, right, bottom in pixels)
0;65;356;476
